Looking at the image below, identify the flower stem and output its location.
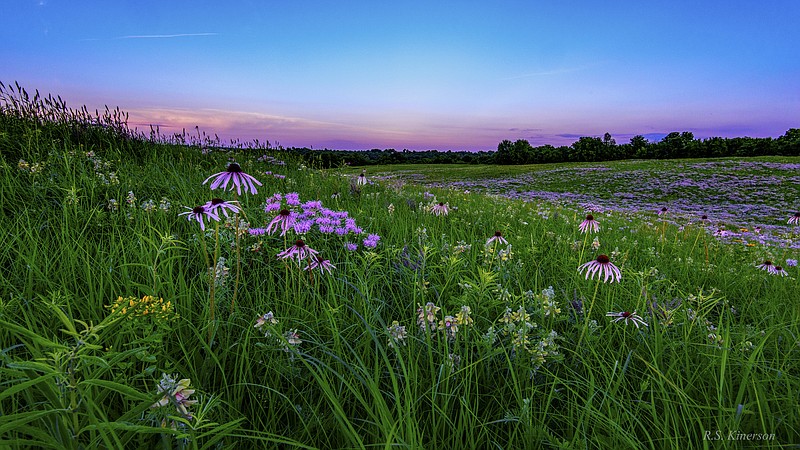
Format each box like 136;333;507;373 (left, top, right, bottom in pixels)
577;281;601;347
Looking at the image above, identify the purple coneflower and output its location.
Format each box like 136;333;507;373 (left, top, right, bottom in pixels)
203;162;262;195
203;198;241;218
579;214;601;234
756;260;777;273
606;311;648;328
788;212;800;225
486;231;508;246
277;239;319;262
578;254;622;283
658;207;668;215
357;171;367;186
178;205;219;231
432;202;449;216
305;255;336;274
266;209;296;236
773;265;789;277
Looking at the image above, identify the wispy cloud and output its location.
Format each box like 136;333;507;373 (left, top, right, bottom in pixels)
501;62;606;81
116;32;218;40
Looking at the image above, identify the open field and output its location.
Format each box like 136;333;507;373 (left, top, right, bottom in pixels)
2;101;800;448
352;158;800;249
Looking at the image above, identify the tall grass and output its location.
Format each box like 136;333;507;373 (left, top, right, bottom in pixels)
1;84;799;449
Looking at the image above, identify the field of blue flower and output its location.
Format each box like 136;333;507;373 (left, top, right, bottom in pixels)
1;89;799;449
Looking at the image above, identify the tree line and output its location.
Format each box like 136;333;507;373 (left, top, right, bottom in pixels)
293;129;800;167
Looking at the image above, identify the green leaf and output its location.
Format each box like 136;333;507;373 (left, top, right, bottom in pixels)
79;379;152;402
0;372;60;402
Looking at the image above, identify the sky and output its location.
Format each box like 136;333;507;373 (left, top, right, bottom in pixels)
2;0;799;151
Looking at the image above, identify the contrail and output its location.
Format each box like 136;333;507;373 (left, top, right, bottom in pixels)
117;32;218;39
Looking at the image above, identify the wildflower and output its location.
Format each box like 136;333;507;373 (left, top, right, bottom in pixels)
357;171;367;186
606;311;648;329
387;203;395;214
387;321;407;348
141;199;157;213
305;255;336;274
773;266;789;277
266;209;296;236
714;228;730;237
345;242;359;252
107;198;119;211
293;219;314;234
486;231;508;246
204;198;241;218
578;254;622;283
264;194;282;212
579;214;601;233
283;329;302;351
203;162;263;195
159;197;171;211
277;239;319;263
152;375;198;419
455;305;473;326
658;207;668;215
440;315;459;340
285;192;301;206
255;311;278;329
431;202;449;216
417;302;440;331
591;236;600;251
178;205;220;231
126;191;136;207
363;234;381;249
756;260;777;273
786;259;798;267
788;212;800;225
208;257;230;286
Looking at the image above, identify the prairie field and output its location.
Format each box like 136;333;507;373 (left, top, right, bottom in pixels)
1;96;800;449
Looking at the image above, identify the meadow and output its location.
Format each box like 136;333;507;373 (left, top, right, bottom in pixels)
1;89;800;449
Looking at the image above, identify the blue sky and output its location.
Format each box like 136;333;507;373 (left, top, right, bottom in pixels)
3;0;799;150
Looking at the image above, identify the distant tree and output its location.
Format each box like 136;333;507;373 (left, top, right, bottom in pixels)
569;136;604;161
494;139;514;164
656;132;694;158
629;135;649;159
775;128;800;155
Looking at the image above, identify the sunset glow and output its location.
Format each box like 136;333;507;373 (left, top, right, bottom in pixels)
3;1;798;150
